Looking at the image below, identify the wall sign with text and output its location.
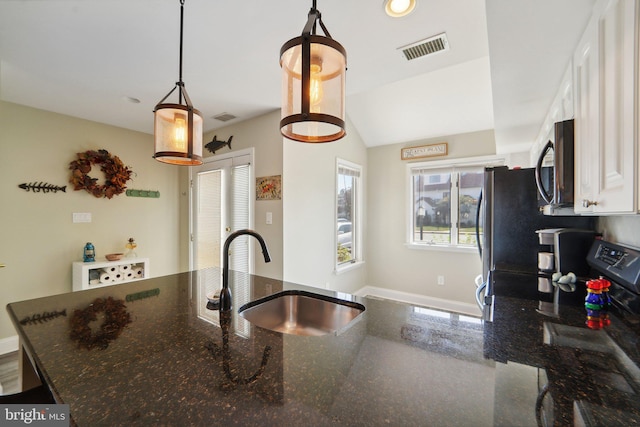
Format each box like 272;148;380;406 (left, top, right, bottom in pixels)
400;142;448;160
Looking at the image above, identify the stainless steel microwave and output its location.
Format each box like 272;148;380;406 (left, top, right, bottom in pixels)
534;119;577;216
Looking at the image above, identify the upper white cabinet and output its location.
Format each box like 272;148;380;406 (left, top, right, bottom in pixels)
574;0;638;214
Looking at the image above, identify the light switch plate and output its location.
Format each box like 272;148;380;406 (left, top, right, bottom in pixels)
266;212;273;225
73;212;92;223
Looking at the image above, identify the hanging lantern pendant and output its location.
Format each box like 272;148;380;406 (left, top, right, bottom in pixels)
153;0;203;165
280;1;347;143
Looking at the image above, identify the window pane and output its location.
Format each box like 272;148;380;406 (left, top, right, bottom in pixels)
196;170;222;269
337;172;355;263
413;172;451;244
458;171;483;246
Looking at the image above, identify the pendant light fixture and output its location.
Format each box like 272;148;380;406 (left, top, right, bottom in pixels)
153;0;203;165
280;0;347;143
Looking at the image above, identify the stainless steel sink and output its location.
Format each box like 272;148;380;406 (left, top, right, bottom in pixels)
238;290;365;336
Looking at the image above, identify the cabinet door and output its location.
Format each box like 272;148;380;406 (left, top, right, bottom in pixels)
574;0;637;214
573;14;599;213
593;0;636;213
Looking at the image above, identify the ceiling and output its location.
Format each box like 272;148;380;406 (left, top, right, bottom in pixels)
0;0;595;153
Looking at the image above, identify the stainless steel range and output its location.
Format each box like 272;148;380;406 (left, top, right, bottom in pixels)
587;239;640;290
562;238;640;426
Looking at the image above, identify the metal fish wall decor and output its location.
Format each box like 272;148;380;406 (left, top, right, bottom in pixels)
205;135;233;154
19;182;67;194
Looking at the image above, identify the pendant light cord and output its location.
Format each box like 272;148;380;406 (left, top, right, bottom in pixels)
311;0;317;34
305;0;332;39
178;0;185;103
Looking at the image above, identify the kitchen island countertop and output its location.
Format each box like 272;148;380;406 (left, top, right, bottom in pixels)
7;268;640;426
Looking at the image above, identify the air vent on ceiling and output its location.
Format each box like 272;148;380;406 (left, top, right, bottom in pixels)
212;112;237;122
399;33;449;61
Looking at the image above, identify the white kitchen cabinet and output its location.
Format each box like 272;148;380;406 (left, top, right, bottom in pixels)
574;0;638;214
72;257;149;291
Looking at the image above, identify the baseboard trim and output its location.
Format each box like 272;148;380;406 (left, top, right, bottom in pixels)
353;286;481;317
0;336;19;355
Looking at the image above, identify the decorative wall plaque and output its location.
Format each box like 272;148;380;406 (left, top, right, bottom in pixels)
401;142;448;161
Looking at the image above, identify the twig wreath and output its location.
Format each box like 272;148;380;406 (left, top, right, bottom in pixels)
69;297;131;350
69;149;133;199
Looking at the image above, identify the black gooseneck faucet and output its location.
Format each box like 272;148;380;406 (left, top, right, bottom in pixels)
220;229;271;312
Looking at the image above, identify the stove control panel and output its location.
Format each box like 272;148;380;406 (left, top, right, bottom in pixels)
587;240;640;294
598;245;627;266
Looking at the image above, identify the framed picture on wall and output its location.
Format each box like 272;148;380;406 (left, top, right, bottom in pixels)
256;175;282;200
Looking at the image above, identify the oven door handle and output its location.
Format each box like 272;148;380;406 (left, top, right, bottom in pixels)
535;140;554;205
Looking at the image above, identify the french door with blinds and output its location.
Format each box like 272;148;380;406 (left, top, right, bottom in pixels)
191;150;254;273
191;149;254;334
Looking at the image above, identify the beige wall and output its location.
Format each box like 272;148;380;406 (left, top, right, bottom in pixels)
0;101;182;339
283;118;368;292
366;129;496;305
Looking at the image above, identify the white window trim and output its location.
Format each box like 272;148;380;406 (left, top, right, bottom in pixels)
335;260;365;275
404;242;480;253
335;158;364;273
406;155;504;252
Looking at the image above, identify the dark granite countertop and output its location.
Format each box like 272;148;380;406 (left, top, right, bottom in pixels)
6;268;640;426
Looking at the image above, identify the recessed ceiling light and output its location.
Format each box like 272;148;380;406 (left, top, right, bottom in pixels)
384;0;416;17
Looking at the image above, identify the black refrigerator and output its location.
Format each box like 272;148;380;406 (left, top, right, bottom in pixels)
479;167;594;295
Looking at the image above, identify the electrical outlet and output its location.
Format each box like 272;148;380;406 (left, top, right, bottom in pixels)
437;275;445;286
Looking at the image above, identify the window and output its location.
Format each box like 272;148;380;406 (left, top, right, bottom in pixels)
408;157;501;249
336;159;362;269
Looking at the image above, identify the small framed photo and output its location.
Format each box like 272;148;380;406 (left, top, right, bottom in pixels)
256;175;282;201
401;142;448;161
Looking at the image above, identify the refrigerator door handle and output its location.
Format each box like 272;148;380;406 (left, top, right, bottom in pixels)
535;140;554;205
475;188;483;260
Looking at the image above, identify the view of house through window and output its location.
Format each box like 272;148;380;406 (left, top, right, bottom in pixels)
411;166;483;247
337;159;361;267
